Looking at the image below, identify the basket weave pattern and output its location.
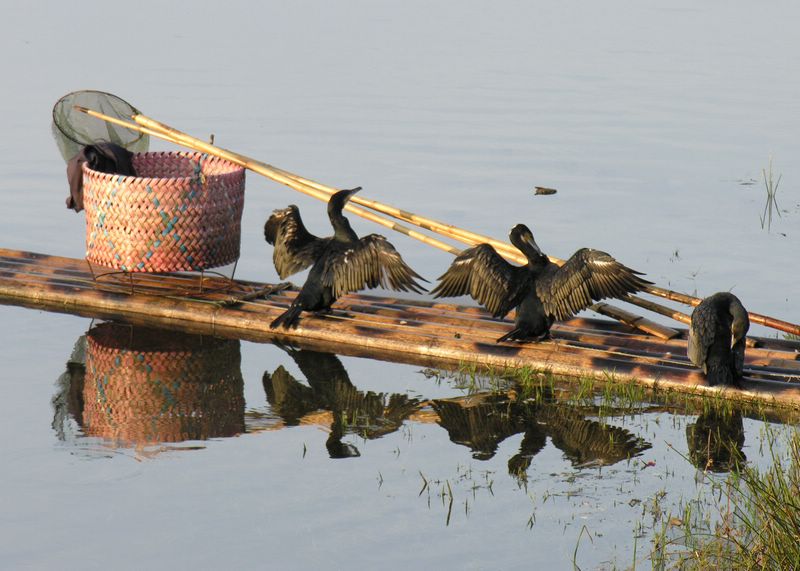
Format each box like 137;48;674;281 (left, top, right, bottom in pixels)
82;324;245;444
83;152;245;272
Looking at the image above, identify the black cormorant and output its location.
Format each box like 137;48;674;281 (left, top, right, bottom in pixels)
686;410;745;472
431;224;651;342
687;292;750;386
262;345;421;458
264;187;427;329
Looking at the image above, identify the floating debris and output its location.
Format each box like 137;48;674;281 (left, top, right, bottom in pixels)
533;186;558;196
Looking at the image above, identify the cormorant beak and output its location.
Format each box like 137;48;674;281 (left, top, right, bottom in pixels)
731;319;747;346
340;186;362;204
328;186;362;215
522;230;543;256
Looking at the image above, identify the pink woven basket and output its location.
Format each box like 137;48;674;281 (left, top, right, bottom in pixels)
83;151;245;272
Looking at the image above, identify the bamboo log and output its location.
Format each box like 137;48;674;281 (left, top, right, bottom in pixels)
261;291;796;378
75;106;800;337
3;248;795;365
4;267;800;409
8;263;794;382
5;251;794;375
2;249;799;391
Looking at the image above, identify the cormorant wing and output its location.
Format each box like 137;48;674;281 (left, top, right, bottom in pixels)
287;349;351;391
322;234;427;299
535;248;652;321
262;366;319;424
430;244;526;318
687;302;716;372
264;205;327;278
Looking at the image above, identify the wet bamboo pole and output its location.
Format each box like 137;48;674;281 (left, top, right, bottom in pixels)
267;166;800;337
75;107;677;339
75;107;800;337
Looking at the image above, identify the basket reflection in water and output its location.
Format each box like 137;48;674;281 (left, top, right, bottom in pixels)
56;323;245;446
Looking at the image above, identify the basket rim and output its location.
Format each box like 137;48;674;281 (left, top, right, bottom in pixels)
82;150;244;184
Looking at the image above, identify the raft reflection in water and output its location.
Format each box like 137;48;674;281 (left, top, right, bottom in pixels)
263;346;421;458
52;323;245;447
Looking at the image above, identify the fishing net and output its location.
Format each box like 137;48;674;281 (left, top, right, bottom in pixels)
51;90;150;161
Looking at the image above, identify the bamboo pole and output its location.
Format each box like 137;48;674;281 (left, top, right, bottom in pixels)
270;167;800;337
74;107;464;255
76;107;678;339
130;114;800;337
74;106;800;337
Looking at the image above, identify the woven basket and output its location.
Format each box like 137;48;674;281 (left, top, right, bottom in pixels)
83;151;245;272
82;323;245;444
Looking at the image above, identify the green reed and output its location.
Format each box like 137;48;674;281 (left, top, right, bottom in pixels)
647;426;800;570
759;156;782;231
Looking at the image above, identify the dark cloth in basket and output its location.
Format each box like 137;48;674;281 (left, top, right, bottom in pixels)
66;143;135;212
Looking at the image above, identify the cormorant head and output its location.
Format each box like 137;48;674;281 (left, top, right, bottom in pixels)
509;224;544;258
327;186;362;217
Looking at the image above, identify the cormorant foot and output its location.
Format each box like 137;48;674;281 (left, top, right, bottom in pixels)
496;330;551;344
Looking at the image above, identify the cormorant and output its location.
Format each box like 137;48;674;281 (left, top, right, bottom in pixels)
431;392;650;483
264;187;427;329
687;292;750;386
431;224;651;342
262;345;421;458
686;410;746;472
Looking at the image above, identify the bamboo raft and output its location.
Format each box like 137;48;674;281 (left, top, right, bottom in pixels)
1;247;799;407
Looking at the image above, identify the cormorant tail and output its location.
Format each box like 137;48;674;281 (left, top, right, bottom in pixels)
270;304;303;329
705;360;736;387
496;327;523;343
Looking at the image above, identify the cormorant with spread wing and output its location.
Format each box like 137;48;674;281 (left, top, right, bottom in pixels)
431;224;651;342
687;292;749;386
265;187;427;329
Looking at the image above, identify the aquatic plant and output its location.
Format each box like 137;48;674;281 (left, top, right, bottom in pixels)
647;426;800;570
759;156;782;231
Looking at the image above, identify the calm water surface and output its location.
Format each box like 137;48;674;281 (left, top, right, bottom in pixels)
1;2;798;569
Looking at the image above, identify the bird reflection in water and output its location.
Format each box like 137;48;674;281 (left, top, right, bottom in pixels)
432;393;652;484
686;410;746;473
52;322;245;452
263;346;420;458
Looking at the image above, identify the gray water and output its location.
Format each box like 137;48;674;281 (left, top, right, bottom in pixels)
1;2;799;569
